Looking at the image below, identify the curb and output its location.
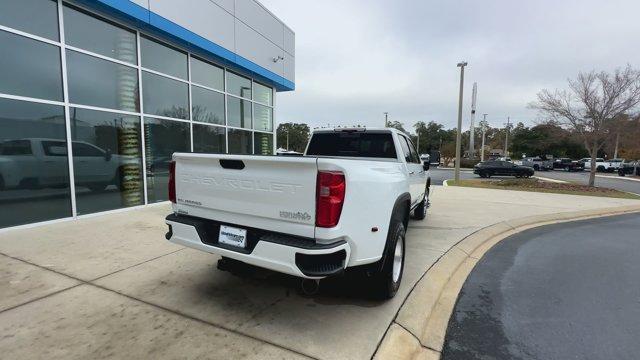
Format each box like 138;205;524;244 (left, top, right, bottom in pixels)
596;174;640;182
374;204;640;360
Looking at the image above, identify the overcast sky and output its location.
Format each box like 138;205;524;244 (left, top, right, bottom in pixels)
261;0;640;131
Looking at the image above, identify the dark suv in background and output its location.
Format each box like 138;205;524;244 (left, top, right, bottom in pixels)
554;158;585;172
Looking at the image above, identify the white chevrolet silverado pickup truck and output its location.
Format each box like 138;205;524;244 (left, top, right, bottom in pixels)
165;128;431;298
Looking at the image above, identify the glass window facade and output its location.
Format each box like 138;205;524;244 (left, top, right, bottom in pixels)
193;124;226;154
0;1;276;228
254;82;273;106
191;57;224;91
228;129;253;154
142;71;189;119
144;117;190;202
254;133;274;155
67;50;139;112
227;97;252;129
141;36;187;79
63;5;137;64
0;0;59;41
192;86;225;125
253;103;273;131
0;98;71;228
70;108;144;215
0;31;63;101
227;72;252;99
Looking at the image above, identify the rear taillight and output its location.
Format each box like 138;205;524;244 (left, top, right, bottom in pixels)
168;161;176;203
316;171;345;228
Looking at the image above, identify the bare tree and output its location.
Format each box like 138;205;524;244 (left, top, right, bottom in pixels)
530;65;640;186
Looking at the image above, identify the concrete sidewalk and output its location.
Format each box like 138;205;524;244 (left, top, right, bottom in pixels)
0;187;638;359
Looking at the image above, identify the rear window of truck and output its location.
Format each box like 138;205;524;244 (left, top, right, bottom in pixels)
306;132;397;159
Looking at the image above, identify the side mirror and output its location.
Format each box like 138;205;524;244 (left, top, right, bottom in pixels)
105;148;112;161
423;161;430;171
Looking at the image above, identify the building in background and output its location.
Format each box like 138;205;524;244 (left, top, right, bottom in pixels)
0;0;295;229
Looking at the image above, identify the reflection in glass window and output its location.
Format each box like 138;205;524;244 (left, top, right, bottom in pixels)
63;5;137;64
253;82;273;105
144;117;189;202
191;86;224;125
140;36;187;79
67;50;139;112
0;98;71;228
70;108;143;215
0;0;59;40
142;71;189;119
193;124;226;154
190;57;224;90
227;97;251;129
0;31;62;101
226;72;252;98
228;129;252;154
253;104;273;131
254;133;273;155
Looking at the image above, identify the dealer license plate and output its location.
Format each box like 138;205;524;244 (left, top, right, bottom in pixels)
218;225;247;248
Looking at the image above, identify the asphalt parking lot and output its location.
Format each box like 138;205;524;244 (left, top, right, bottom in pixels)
431;167;640;195
442;212;640;360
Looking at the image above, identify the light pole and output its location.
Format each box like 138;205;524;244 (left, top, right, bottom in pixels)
480;114;488;162
454;61;467;182
384;112;389;127
469;82;477;158
504;116;511;158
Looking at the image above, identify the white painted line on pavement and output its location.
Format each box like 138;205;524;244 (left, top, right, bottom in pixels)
443;179;450;186
533;176;568;183
596;174;640;183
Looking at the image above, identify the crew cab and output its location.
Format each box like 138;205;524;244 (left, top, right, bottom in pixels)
554;158;585;172
165;128;431;298
0;138;130;191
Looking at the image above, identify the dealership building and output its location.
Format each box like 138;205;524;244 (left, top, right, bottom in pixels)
0;0;295;229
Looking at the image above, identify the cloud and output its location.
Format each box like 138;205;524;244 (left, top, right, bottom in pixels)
263;0;640;131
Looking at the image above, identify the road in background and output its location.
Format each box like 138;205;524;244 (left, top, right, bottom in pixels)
443;213;640;360
430;168;475;185
534;170;640;195
431;167;640;195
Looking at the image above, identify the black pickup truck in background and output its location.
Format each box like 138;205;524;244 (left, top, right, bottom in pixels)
553;158;585;172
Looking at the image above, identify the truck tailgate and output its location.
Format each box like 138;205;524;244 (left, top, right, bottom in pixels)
173;153;318;238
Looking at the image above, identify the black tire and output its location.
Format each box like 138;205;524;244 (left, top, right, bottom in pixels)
597;165;605;172
533;164;540;171
413;186;429;220
371;220;406;299
0;175;4;190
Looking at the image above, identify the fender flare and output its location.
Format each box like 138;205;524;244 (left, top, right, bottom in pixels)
373;192;411;273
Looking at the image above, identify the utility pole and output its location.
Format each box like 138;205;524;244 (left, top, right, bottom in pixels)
613;132;620;159
455;61;467;182
416;132;420;154
286;128;289;150
480;114;488;162
384;112;388;127
469;82;477;158
504;116;511;158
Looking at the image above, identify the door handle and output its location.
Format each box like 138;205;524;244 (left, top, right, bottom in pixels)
418;170;425;174
409;171;415;175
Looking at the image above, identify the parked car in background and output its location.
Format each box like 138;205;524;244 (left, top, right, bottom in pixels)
165;128;431;299
618;160;639;177
521;156;553;171
605;158;624;173
0;138;131;191
581;157;607;172
554;158;585;172
428;150;441;165
473;160;534;178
